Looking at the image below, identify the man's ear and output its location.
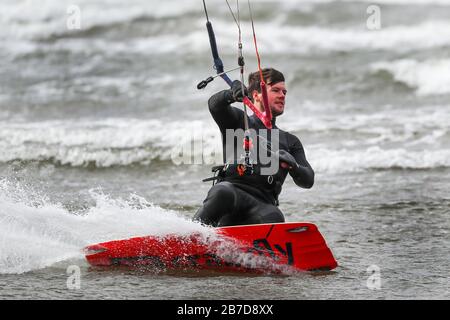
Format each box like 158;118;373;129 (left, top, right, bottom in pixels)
251;90;260;102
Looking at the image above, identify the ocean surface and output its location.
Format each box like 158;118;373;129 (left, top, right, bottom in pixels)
0;0;449;299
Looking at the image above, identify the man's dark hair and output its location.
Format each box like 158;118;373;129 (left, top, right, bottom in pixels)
248;68;285;101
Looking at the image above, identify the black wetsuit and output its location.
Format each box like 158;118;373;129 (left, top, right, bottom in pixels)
194;89;314;227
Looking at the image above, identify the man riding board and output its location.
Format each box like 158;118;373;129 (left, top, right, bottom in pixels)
194;68;314;227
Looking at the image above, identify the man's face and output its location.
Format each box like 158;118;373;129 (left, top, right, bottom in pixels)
267;82;287;117
252;81;287;117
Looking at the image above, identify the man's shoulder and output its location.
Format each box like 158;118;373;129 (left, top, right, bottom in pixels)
275;126;301;146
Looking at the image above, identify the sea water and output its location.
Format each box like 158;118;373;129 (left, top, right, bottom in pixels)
0;0;449;299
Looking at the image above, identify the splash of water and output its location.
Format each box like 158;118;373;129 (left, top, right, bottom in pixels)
0;179;209;274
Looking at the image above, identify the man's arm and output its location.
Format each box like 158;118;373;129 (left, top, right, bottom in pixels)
208;80;248;132
280;134;315;189
208;89;244;132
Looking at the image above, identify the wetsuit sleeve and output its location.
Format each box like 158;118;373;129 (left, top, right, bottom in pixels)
288;134;315;189
208;90;244;131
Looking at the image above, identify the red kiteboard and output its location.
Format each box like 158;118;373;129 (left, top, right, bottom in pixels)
84;222;337;273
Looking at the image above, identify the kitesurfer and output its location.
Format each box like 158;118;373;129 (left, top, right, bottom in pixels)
194;68;314;227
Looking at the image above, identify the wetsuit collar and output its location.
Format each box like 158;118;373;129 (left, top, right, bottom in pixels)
252;114;277;128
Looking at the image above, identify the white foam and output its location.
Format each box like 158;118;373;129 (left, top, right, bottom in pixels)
0;118;222;167
0;179;211;274
279;104;450;172
1;104;449;168
267;21;450;54
301;0;450;4
283;104;450;139
0;0;198;40
345;0;450;4
183;19;450;55
2;1;450;58
371;59;450;96
311;147;450;173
